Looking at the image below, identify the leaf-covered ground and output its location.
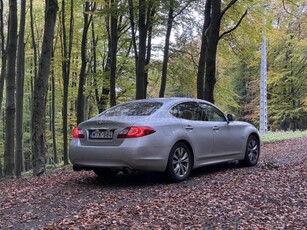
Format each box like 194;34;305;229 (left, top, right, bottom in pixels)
1;137;306;229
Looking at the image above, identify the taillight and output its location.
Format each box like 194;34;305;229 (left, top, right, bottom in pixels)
117;126;156;138
72;127;84;138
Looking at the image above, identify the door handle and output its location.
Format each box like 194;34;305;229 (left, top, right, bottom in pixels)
212;126;219;131
185;125;194;131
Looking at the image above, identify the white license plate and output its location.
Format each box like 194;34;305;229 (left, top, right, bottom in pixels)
89;129;113;139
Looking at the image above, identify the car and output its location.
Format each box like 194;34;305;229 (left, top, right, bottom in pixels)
69;97;260;182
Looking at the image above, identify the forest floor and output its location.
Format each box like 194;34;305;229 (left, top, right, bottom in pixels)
0;137;307;229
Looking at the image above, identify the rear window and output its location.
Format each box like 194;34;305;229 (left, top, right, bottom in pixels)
101;102;163;116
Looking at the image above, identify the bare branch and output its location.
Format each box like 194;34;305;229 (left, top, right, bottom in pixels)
286;0;299;8
220;0;238;19
173;0;194;19
282;0;300;19
219;9;248;40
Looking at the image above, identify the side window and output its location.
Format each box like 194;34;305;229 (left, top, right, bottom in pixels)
170;102;201;121
199;103;226;122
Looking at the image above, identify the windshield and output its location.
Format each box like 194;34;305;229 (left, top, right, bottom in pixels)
100;101;163;117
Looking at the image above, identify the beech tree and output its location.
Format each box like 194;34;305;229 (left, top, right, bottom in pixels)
4;0;18;177
31;0;59;176
0;0;6;115
60;0;74;165
129;0;156;99
15;0;26;177
77;2;94;124
197;0;247;103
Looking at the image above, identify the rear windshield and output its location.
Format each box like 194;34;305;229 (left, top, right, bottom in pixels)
101;102;163;116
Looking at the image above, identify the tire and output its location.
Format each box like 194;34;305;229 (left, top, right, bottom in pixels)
241;135;260;166
167;142;192;182
93;168;117;178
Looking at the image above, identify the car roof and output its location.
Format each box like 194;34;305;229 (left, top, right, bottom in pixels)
129;97;214;107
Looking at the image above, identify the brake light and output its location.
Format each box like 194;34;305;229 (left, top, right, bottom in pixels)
117;126;156;138
72;127;84;138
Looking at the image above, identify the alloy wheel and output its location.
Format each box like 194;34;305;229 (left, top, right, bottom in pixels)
172;146;190;178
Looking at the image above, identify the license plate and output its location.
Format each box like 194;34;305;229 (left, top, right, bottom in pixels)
89;129;113;139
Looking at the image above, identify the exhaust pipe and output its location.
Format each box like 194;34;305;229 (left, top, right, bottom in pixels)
73;164;82;171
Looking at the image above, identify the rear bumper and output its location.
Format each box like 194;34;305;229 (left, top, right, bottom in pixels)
69;138;169;172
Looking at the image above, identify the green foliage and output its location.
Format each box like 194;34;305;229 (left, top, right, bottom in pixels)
261;130;307;143
218;0;307;130
266;2;307;131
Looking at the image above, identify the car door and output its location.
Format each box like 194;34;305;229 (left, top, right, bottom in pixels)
198;103;242;159
169;102;214;165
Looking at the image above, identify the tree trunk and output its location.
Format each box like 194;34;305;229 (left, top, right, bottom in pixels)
93;1;111;113
30;0;38;80
136;0;147;99
109;0;118;107
204;0;221;103
77;2;92;124
144;1;155;97
197;0;211;99
159;0;174;98
0;0;7;115
128;0;138;67
61;0;74;165
51;62;58;164
61;0;69;165
4;0;18;177
15;0;26;177
31;0;58;176
203;0;240;103
30;0;38;158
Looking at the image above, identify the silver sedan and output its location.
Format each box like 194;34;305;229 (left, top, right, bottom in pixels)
69;98;260;182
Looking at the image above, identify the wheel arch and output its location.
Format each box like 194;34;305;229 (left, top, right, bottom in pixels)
173;139;195;169
249;132;261;147
249;132;261;154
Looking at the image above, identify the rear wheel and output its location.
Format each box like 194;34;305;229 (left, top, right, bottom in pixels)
241;135;260;166
167;142;192;182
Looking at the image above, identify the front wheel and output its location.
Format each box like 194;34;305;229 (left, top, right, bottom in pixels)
167;142;192;182
241;135;260;166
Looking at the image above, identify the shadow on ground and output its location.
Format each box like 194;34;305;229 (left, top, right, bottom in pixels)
68;161;243;188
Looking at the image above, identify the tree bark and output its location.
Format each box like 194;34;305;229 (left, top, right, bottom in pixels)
204;0;221;103
31;0;58;176
136;0;147;99
77;2;92;124
30;0;38;81
144;1;155;97
30;0;38;151
61;0;68;165
15;0;26;177
61;0;74;165
159;0;174;98
4;0;18;177
0;0;7;115
128;0;138;64
197;0;211;99
50;67;58;164
109;0;118;107
201;0;240;103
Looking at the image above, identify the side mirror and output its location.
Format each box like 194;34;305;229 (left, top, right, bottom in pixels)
226;114;236;122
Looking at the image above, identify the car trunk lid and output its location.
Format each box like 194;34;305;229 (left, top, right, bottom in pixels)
78;118;135;146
